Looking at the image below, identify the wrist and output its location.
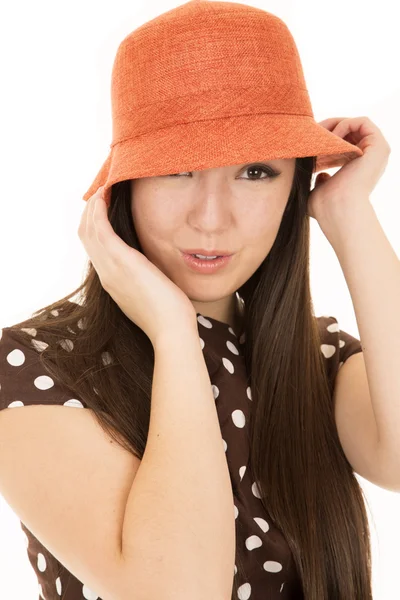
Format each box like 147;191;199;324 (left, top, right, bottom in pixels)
152;318;200;351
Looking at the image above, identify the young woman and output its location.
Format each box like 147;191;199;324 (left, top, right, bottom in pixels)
0;2;396;599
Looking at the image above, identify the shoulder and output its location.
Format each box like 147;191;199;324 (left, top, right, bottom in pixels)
316;315;362;362
0;325;89;412
315;315;363;392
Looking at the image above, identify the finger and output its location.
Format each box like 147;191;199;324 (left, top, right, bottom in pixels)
81;186;138;289
82;189;118;287
317;117;346;131
79;188;110;276
78;186;103;238
90;187;132;267
91;188;118;249
331;119;380;151
317;116;369;134
86;186;104;237
78;194;91;236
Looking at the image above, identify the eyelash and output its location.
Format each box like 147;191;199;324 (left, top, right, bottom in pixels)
166;164;280;181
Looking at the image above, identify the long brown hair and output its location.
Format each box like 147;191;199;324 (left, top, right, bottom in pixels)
8;156;373;599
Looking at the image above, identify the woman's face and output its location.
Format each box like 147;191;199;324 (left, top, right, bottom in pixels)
130;159;296;324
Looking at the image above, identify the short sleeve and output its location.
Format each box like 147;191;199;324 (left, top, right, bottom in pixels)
317;316;363;394
0;326;89;412
336;325;363;364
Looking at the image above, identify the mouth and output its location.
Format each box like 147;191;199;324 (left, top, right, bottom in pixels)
179;251;234;272
180;249;234;258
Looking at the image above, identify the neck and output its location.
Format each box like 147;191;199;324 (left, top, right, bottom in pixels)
233;296;245;337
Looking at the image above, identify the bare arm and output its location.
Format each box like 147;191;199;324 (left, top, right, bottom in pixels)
119;325;236;600
0;325;235;600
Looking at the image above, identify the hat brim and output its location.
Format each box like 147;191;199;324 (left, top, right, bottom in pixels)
83;113;363;205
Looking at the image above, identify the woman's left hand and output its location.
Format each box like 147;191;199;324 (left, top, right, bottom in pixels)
307;116;391;223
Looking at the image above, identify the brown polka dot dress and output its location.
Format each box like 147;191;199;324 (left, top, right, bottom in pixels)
0;305;363;600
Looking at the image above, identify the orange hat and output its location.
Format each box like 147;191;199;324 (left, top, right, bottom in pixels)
83;0;363;207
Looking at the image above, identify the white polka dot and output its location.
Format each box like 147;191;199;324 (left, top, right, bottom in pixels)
228;326;236;337
21;530;30;548
59;339;74;352
226;340;239;355
38;583;45;599
197;315;212;329
51;310;59;316
32;339;49;352
34;375;55;391
64;399;85;408
320;344;336;359
211;384;219;399
66;326;75;335
222;357;234;374
101;351;113;365
338;361;344;369
339;339;345;348
82;583;99;599
56;576;62;595
6;348;25;366
280;582;285;592
246;386;252;401
234;504;239;519
253;517;270;533
222;439;227;452
237;582;251;599
232;409;246;428
327;322;339;333
7;401;24;408
252;481;262;499
239;465;246;481
263;560;283;573
245;534;262;550
199;337;205;350
37;552;47;572
234;564;237;575
21;327;37;336
77;317;87;330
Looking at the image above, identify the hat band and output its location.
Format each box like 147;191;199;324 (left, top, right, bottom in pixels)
111;84;313;146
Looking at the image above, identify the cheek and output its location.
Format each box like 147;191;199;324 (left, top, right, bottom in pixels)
132;198;179;256
132;194;160;232
131;198;157;251
242;203;284;249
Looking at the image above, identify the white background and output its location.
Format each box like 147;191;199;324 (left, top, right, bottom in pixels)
0;0;399;598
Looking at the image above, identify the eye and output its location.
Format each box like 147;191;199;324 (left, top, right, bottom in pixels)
240;164;281;181
166;164;281;181
167;172;191;178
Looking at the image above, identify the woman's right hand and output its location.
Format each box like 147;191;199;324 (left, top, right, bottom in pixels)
78;186;198;346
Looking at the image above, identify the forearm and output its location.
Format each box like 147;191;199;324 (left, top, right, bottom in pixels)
119;326;236;600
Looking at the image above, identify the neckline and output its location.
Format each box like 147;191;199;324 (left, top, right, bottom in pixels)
195;312;244;341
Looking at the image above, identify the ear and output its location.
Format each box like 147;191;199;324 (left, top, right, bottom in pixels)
315;172;331;185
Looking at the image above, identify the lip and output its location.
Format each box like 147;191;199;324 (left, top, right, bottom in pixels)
180;251;234;273
181;248;234;257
